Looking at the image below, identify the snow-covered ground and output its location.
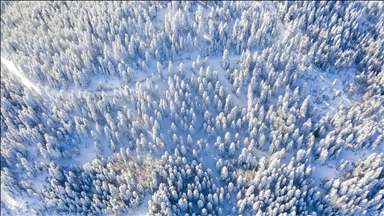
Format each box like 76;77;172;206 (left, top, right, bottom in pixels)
130;193;151;216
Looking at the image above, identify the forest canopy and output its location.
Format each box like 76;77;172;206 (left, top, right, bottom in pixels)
1;1;383;215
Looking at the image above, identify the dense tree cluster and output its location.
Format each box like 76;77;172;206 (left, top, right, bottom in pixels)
1;1;383;215
148;148;223;215
323;153;384;215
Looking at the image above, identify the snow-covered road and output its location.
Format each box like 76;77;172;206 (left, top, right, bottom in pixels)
1;56;41;94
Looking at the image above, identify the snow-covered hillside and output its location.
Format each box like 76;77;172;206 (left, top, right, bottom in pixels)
1;1;383;215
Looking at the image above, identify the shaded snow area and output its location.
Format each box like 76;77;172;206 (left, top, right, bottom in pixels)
1;1;384;216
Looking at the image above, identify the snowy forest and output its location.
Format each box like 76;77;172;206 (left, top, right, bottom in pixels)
1;1;383;215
